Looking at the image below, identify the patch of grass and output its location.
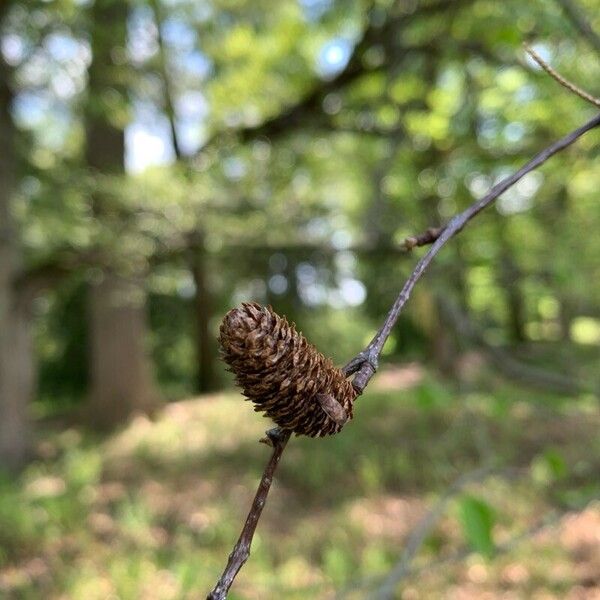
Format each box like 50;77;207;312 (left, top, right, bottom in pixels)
1;368;599;598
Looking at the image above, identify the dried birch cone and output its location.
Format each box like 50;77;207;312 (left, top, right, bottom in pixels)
219;302;357;437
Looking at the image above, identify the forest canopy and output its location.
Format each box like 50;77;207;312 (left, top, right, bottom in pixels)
0;0;599;597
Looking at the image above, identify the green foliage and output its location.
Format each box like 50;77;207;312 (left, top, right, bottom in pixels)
2;0;598;408
2;0;600;593
458;495;496;559
0;377;598;597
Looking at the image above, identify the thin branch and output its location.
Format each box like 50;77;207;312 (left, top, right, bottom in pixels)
192;0;475;158
439;297;596;396
336;491;599;598
206;428;291;600
207;112;600;598
402;48;600;256
372;466;522;600
371;506;583;595
206;92;600;598
149;0;183;159
524;44;600;109
344;112;600;392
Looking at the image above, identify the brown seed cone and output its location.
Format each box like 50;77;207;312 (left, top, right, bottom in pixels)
219;302;357;437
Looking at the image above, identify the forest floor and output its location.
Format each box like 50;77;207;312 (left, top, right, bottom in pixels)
1;364;599;599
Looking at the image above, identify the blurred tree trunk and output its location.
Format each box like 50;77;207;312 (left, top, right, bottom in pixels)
0;29;33;471
451;239;470;311
148;2;220;395
189;233;219;393
423;186;461;376
88;274;156;425
557;296;573;341
84;0;158;428
433;240;470;376
549;186;572;341
495;218;527;343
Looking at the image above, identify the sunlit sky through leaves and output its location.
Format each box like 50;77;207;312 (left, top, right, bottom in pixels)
127;34;352;173
3;5;356;174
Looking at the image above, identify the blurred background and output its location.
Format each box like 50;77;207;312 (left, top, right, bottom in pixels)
1;0;599;598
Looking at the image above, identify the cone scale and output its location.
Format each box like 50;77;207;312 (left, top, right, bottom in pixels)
219;303;357;437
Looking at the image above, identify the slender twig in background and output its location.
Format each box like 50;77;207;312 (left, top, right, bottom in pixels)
439;297;597;396
371;467;523;600
524;44;600;108
207;428;291;600
334;493;599;599
369;497;600;598
149;0;183;159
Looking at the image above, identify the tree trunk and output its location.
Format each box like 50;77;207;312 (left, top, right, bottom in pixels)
495;218;527;343
87;274;156;426
557;295;573;341
547;187;571;341
504;268;527;343
189;234;219;393
423;186;461;376
0;299;34;470
84;0;159;428
0;38;33;471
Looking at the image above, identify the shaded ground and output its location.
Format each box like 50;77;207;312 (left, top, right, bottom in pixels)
0;364;599;599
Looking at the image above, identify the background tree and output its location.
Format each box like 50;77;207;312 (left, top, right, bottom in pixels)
83;0;159;427
0;0;33;471
0;0;598;594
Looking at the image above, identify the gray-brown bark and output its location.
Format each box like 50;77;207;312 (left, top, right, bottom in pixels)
0;298;34;470
84;0;159;428
0;26;33;471
495;218;527;343
87;273;157;427
189;234;220;393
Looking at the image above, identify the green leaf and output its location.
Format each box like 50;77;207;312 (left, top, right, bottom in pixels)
532;448;568;484
458;495;495;559
543;449;568;479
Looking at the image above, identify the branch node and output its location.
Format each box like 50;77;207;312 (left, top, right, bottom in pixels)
260;427;286;447
403;236;418;250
